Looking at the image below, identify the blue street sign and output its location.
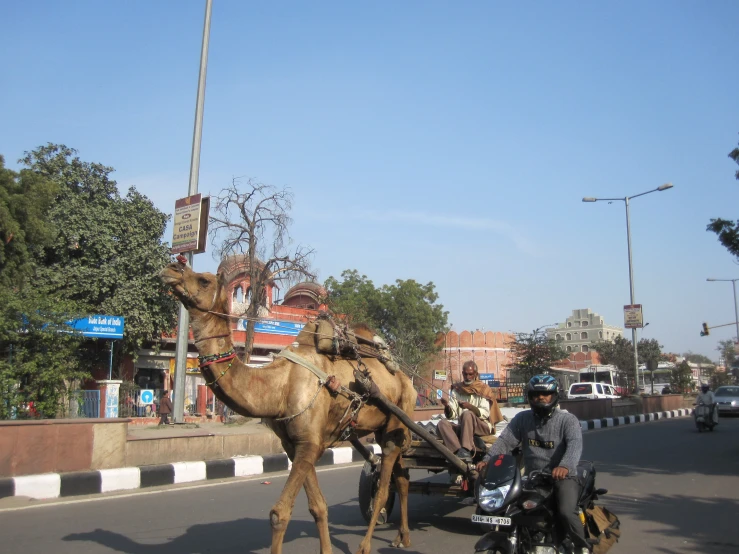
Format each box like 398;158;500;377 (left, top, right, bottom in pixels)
437;389;443;399
479;373;495;380
140;390;154;404
69;315;124;339
237;319;304;336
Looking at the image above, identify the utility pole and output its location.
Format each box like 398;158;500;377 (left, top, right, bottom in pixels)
173;0;213;423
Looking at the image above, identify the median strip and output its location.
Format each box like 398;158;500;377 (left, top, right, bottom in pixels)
0;444;382;501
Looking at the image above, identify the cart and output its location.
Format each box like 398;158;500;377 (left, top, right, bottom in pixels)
351;372;498;524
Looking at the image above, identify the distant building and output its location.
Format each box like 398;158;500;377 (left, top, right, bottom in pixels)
547;309;623;354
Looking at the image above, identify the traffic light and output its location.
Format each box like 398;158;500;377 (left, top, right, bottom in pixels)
701;322;710;336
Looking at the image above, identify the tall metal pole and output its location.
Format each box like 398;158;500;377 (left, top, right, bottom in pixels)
173;0;213;423
624;197;640;393
732;280;739;341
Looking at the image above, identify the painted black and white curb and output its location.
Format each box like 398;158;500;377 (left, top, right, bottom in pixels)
580;408;693;431
0;409;693;502
0;444;382;502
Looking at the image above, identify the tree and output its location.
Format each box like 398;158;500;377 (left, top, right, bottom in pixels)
208;178;316;359
0;288;87;419
508;328;568;382
717;339;737;369
682;351;713;365
0;156;58;289
19;144;178;362
706;136;739;257
593;336;663;392
324;269;449;376
670;360;693;394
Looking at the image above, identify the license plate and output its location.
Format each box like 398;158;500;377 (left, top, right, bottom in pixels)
471;514;512;526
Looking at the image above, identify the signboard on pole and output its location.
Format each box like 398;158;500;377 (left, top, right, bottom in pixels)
434;370;448;381
69;315;125;339
623;304;644;329
237;320;305;336
171;194;210;254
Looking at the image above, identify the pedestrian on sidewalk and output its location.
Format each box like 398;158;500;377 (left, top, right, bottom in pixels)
158;390;173;426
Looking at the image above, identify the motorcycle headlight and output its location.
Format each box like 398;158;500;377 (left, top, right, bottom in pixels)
477;482;511;512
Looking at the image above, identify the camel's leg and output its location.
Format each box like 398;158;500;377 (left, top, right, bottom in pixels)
355;439;403;554
303;466;332;554
270;442;322;554
389;455;411;548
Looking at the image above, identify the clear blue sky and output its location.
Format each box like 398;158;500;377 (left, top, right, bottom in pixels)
3;1;738;360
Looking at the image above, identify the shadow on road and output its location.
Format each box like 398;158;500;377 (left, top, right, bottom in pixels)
61;493;475;554
605;492;739;553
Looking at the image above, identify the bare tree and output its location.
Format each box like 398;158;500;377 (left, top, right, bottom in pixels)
209;178;315;360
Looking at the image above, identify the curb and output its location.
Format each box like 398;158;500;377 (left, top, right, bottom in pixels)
1;410;694;502
580;408;693;431
0;444;382;502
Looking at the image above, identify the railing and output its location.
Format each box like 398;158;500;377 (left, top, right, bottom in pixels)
67;390;100;418
118;388;164;419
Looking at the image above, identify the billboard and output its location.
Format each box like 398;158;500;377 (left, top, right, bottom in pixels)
623;304;643;329
171;194;210;254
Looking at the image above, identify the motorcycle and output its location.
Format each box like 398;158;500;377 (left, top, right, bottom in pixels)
472;454;608;554
694;402;716;432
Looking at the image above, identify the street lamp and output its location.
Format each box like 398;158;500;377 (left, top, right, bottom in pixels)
582;183;674;393
706;278;739;340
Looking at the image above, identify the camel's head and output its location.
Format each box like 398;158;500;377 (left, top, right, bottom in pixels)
160;261;228;314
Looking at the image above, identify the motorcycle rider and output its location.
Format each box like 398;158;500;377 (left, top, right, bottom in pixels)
695;383;718;426
476;375;590;553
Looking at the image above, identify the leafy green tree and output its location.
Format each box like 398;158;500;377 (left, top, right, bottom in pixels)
19;144;178;362
670;360;694;393
0;156;58;288
0;288;86;419
707;136;739;257
717;338;737;369
682;351;713;365
593;336;663;392
508;328;568;382
324;269;449;375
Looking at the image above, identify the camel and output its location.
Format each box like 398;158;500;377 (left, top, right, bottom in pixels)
160;261;418;554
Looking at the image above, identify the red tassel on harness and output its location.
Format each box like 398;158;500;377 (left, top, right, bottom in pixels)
176;254;188;265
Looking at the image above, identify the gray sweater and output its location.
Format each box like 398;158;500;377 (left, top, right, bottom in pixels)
485;409;582;475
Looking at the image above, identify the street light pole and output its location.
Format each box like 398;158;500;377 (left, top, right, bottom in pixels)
173;0;213;423
706;278;739;341
623;196;639;393
583;183;673;394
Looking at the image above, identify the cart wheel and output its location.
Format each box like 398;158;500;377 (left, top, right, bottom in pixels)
358;460;395;524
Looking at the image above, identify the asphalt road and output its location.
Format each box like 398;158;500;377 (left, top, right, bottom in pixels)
1;415;738;554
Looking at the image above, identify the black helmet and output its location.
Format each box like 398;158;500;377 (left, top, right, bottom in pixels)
527;374;559;418
701;383;710;393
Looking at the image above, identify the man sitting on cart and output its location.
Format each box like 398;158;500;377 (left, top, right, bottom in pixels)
437;361;503;462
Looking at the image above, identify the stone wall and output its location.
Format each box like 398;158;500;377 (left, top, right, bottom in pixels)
0;419;128;477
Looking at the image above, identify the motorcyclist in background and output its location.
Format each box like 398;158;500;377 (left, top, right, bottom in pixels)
476;375;590;553
695;383;719;426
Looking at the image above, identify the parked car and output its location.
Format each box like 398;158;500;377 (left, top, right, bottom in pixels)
567;382;620;400
715;386;739;415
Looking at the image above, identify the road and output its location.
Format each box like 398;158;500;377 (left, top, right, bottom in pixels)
1;416;738;554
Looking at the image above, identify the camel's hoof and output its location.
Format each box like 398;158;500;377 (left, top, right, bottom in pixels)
390;538;410;548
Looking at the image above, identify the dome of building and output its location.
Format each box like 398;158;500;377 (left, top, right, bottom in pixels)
282;281;327;310
217;254;266;286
